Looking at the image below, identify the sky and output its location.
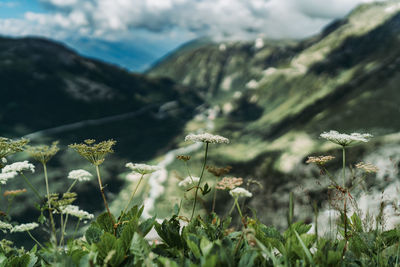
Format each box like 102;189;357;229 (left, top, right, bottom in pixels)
0;0;386;71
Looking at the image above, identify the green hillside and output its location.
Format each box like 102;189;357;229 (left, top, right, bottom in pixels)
147;1;400;226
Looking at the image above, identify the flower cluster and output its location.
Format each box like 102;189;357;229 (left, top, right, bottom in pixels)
206;165;232;177
0;137;29;159
27;141;59;164
306;155;335;165
11;223;39;233
2;161;35;174
126;163;159;175
178;176;200;190
0;171;17;185
59;205;94;220
69;139;116;166
355;162;379;173
176;155;191;162
320;130;372;147
185;133;229;144
3;189;27;197
68;169;93;182
216;177;243;190
0;221;12;233
229;187;252;198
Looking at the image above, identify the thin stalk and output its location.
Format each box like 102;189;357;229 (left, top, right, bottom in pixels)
72;219;81;240
59;214;69;247
27;230;44;249
66;180;78;194
395;241;400;267
6;196;15;215
211;186;217;213
190;142;209;221
120;174;144;220
43;163;57;246
234;198;243;218
20;173;42;201
228;200;236;216
342;146;346;187
95;165;114;225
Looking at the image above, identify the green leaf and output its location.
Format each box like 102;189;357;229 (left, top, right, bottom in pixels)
202;183;211;196
294;230;315;266
138;216;156;237
85;225;103;244
200;237;213;256
238;250;258;267
5;254;31;267
96;212;115;234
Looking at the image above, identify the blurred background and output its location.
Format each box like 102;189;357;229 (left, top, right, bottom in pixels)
1;0;400;246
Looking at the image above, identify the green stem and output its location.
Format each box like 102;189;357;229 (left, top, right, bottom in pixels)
43;163;57;246
342;146;346;187
59;214;69;247
212;186;217;213
234;198;243;218
228;200;236;216
6;196;14;215
95;165;114;226
20;173;42;201
66;180;78;194
72;219;81;240
120;174;144;220
27;230;44;249
190;142;209;221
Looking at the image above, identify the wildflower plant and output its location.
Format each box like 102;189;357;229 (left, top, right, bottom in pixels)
184;132;229;220
69;139;116;229
27;141;60;245
0;137;29;168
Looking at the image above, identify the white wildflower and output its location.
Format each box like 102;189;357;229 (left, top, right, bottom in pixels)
185;133;229;144
125;163;159;175
178;176;200;190
229;187;253;198
1;157;7;164
60;205;94;220
2;161;35;174
68;169;93;182
320;130;372;147
0;171;18;184
11;222;39;233
0;221;12;233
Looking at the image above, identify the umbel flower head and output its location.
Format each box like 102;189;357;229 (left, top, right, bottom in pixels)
11;222;39;233
125;163;159;175
27;141;59;164
68;169;93;182
178;176;200;190
2;161;35;174
216;177;243;190
306;155;335;165
320;130;372;147
59;205;94;220
3;189;27;197
185;132;229;144
355;162;379;173
0;171;18;185
0;221;12;233
229;187;252;199
0;137;29;159
69;139;116;166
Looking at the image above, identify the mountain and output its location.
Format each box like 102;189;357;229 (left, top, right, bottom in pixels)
0;36;202;243
147;1;400;227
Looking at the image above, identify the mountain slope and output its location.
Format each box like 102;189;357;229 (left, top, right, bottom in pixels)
0;36;202;242
147;1;400;226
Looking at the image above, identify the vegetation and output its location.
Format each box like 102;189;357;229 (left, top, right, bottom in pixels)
1;131;399;267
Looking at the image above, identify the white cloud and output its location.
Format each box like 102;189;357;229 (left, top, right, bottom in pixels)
0;0;389;41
